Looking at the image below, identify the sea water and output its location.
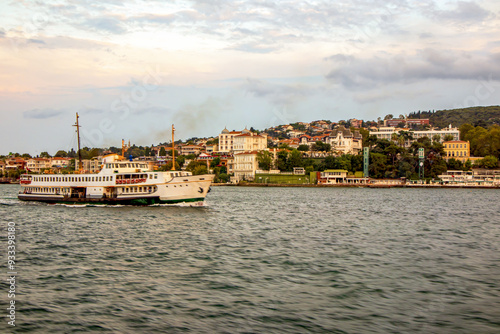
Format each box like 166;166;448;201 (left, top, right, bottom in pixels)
0;185;499;333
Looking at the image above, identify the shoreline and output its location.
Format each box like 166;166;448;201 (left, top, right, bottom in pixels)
212;183;500;189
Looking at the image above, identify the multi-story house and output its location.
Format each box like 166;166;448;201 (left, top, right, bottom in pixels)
233;133;267;153
350;119;363;128
5;157;26;171
50;157;72;169
298;126;362;154
218;128;267;153
180;145;204;156
233;151;259;182
26;158;51;173
443;141;470;162
328;126;363;154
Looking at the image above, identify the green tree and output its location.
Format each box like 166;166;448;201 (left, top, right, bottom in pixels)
40;151;51;158
89;148;101;158
369;153;388;179
162;161;181;171
443;134;455;142
459;123;474;140
210;157;221;168
257;151;273;170
186;160;206;173
474;155;499;169
176;155;186;168
276;151;289;171
193;165;208;175
311;141;331;152
446;158;463;170
159;147;166;156
297;144;309;151
429;158;447;178
218;173;229;183
54;150;67;157
287;149;303;169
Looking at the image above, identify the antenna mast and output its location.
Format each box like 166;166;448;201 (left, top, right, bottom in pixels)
171;124;176;171
73;113;82;171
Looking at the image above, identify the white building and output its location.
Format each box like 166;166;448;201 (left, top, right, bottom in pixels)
233;133;267;153
26;158;51;173
232;151;259;182
369;125;460;146
328;126;363;154
218;128;267;153
50;157;72;169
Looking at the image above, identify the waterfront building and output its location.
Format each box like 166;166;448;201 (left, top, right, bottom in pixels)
437;169;500;186
443;141;470;162
0;161;5;174
318;169;348;184
233;151;259;182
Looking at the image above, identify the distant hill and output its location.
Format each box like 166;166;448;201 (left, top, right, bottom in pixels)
408;106;500;128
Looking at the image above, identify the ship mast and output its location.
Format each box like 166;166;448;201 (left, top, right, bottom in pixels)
171;124;176;171
73;112;82;171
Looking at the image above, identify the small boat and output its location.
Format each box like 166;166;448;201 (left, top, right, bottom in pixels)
18;114;213;205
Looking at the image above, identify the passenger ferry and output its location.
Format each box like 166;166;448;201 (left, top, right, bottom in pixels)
18;115;214;205
18;156;213;205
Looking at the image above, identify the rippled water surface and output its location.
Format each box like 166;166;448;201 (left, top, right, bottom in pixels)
1;184;500;333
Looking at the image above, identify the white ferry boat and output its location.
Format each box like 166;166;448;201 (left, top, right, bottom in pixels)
18;156;213;205
18;114;214;205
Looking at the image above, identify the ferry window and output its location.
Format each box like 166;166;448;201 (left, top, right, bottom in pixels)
127;163;131;168
92;177;94;182
134;187;137;193
149;175;152;179
154;174;158;179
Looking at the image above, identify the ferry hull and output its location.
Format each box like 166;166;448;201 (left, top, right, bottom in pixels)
17;194;206;205
18;173;214;206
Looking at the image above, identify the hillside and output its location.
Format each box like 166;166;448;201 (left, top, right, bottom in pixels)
408;106;500;128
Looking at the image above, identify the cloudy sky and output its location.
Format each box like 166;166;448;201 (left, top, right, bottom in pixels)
1;0;499;155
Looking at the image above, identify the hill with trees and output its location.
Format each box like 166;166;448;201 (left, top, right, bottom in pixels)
408;106;500;128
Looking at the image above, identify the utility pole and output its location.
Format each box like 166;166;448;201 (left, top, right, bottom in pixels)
419;147;425;180
171;124;176;171
73;113;82;171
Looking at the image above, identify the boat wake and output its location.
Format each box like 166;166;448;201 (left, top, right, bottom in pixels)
53;201;207;208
